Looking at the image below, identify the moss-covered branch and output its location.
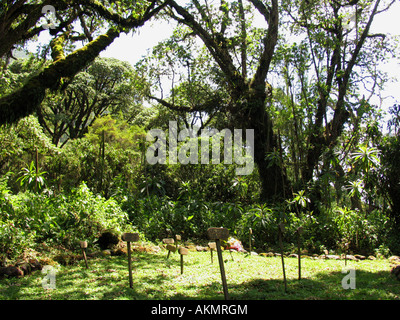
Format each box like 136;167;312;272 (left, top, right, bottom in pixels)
0;0;172;125
50;33;67;61
0;28;120;125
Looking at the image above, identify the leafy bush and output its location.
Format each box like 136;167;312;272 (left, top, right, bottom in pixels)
123;195;246;241
0;181;130;261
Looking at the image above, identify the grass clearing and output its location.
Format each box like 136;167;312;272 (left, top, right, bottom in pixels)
1;250;399;300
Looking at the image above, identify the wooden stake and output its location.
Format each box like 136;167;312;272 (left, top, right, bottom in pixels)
80;241;88;269
122;233;139;289
178;247;189;274
249;228;252;253
297;227;303;280
207;228;229;300
278;223;287;293
208;242;216;264
127;241;133;288
216;239;229;300
163;238;175;259
180;254;183;274
175;235;181;247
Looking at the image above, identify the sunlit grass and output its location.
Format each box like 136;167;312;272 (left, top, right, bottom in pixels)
1;250;399;300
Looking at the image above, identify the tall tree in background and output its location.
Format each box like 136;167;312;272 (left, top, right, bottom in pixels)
37;57;144;146
282;0;396;185
149;0;287;201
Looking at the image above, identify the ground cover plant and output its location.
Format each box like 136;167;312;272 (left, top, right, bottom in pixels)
1;250;399;300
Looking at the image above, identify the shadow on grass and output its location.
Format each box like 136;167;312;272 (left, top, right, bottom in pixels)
1;252;400;300
225;269;400;300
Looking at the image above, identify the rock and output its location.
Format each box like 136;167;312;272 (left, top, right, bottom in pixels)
101;250;111;256
354;254;366;260
391;265;400;280
368;255;376;260
16;259;42;276
259;252;274;257
389;256;400;265
274;253;281;257
153;246;161;253
111;247;127;256
18;263;32;276
0;266;24;278
87;250;102;258
29;259;42;271
186;245;197;251
250;251;258;256
289;253;298;258
196;245;207;252
325;255;340;260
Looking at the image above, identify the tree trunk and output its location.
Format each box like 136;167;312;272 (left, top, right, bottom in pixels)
234;86;288;201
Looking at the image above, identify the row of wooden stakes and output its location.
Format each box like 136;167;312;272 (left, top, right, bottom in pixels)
77;227;231;300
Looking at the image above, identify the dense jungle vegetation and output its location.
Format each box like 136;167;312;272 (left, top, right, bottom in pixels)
1;0;400;266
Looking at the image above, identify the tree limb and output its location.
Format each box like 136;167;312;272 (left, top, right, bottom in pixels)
0;28;120;125
250;0;278;86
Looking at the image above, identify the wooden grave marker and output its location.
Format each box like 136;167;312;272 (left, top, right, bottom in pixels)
278;223;287;292
249;228;253;255
208;242;216;264
297;226;303;280
178;247;189;274
207;227;229;240
163;238;175;259
175;235;181;252
80;241;88;269
122;232;139;289
207;227;229;300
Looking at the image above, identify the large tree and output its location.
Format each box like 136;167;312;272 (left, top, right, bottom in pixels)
148;0;395;202
146;0;287;201
282;0;396;184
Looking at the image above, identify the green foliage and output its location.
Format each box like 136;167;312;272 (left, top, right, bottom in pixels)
0;0;399;264
378;106;400;227
122;194;246;241
16;161;47;192
0;181;129;261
